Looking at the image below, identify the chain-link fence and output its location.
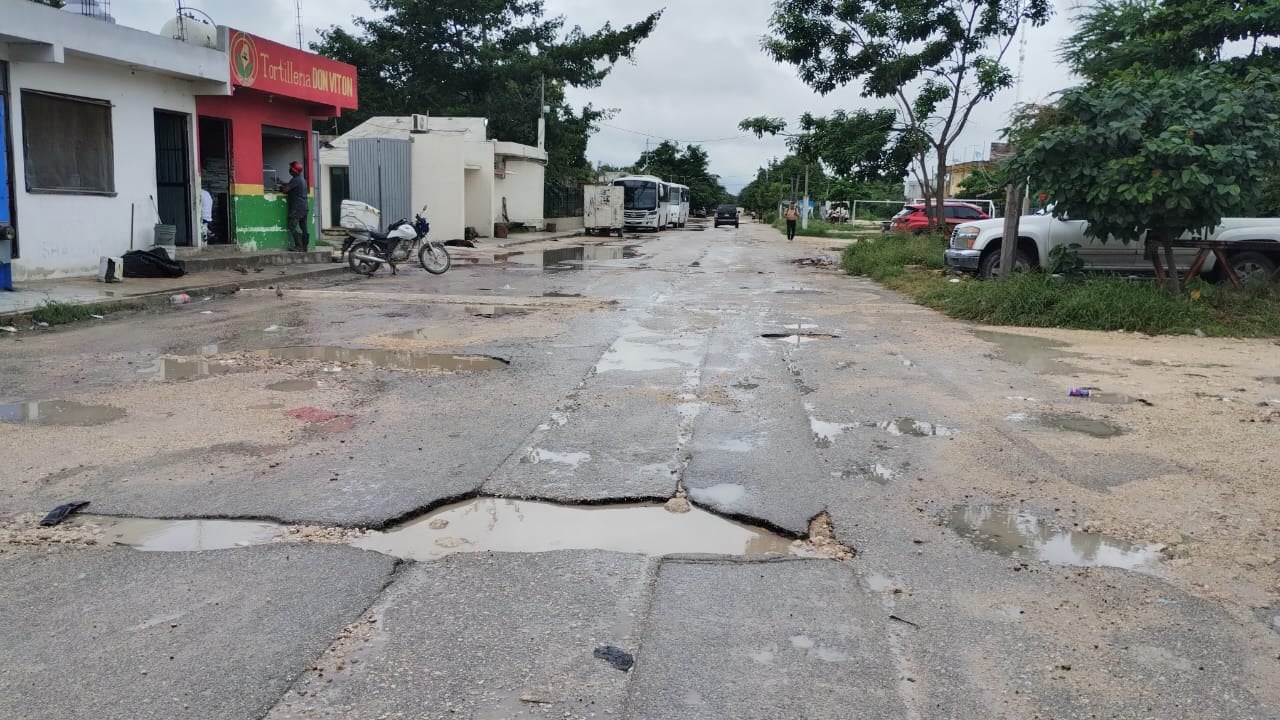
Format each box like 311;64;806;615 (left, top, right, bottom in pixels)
545;180;585;219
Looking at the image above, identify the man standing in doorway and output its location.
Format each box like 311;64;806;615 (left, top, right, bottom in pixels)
278;160;309;252
783;202;800;241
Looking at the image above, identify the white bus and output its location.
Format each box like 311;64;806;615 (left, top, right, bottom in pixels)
612;175;669;231
668;183;690;228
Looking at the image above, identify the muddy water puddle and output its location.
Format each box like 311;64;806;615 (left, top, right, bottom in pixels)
71;516;284;550
512;244;640;272
153;356;234;381
0;400;126;426
260;346;509;372
353;497;796;560
944;505;1160;571
871;418;955;437
974;329;1084;375
1008;411;1124;438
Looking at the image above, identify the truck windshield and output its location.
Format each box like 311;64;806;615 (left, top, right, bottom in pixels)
615;180;658;211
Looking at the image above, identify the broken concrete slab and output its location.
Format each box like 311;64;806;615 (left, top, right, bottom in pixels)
265;550;653;719
628;557;901;719
0;544;397;720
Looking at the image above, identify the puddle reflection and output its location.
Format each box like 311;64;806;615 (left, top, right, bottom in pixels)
945;505;1160;571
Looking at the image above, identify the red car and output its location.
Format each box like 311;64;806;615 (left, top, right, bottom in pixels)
890;202;989;233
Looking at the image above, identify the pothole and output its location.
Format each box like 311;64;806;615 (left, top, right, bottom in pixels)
465;305;530;318
1007;411;1124;438
761;332;840;342
266;379;320;392
352;497;799;560
69;516;285;550
973;329;1084;375
511;245;640;272
944;505;1160;571
0;400;126;427
152;355;235;381
869;418;955;437
258;346;509;372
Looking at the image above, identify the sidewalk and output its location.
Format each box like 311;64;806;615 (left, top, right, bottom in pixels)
0;262;346;326
492;228;584;248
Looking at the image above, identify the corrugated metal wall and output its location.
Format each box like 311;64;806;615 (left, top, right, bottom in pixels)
349;137;412;229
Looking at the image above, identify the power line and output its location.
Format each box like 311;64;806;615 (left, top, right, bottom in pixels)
597;122;749;145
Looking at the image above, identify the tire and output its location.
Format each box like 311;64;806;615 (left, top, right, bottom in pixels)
1227;251;1277;283
347;241;382;276
979;246;1033;279
418;242;452;275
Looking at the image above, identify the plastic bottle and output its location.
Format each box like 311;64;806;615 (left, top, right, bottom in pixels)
170;293;191;305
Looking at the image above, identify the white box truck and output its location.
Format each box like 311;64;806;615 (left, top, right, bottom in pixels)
584;185;624;237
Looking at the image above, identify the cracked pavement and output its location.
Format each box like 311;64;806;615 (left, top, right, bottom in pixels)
2;220;1278;718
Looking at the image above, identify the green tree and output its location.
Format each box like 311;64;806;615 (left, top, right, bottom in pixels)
313;0;661;183
634;141;731;210
763;0;1051;227
737;155;829;216
739;109;910;183
1012;65;1280;286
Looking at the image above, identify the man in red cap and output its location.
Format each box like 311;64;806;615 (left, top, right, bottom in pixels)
276;160;309;251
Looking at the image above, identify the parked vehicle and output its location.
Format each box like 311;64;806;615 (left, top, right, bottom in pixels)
668;183;690;228
583;184;625;237
890;202;989;234
345;206;451;276
714;204;739;228
945;211;1280;280
612;175;669;231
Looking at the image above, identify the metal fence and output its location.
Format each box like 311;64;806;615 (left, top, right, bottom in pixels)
545;180;585;219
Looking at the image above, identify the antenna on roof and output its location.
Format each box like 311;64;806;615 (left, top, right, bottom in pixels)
295;0;304;49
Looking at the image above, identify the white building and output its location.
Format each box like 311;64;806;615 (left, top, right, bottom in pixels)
0;0;229;281
319;116;547;242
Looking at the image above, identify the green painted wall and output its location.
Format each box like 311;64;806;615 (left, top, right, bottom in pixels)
232;193;314;251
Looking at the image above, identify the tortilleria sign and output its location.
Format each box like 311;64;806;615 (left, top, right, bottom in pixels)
227;29;358;110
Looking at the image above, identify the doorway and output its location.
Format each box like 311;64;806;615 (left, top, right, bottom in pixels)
328;166;349;228
1;61;17;260
197;116;233;244
154;110;193;246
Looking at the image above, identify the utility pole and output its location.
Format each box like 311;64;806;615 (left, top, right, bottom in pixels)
537;75;547;150
801;165;810;230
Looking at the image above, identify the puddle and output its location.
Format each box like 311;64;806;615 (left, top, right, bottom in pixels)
465;305;528;318
0;400;126;427
944;505;1160;571
973;329;1083;375
594;329;703;373
842;464;897;485
762;332;839;343
71;516;284;551
871;418;955;437
260;346;509;372
352;497;795;560
1008;412;1124;438
155;356;233;381
266;379;319;392
514;245;639;273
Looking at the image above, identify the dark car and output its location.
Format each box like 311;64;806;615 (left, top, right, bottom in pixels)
714;204;739;228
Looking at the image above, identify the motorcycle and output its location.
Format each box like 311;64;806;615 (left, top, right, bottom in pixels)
344;207;451;276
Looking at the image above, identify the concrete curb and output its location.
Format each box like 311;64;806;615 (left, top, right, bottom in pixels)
0;265;350;328
493;230;585;248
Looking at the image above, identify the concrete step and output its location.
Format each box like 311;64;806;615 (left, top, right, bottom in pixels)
179;250;333;273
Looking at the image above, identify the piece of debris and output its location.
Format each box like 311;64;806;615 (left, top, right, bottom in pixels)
39;501;91;527
791;256;836;267
1;325;17;333
519;696;554;705
889;614;920;629
264;325;281;332
276;286;285;300
664;496;691;514
31;321;49;329
90;314;105;320
593;645;635;672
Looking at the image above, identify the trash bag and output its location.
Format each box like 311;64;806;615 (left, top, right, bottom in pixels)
122;247;186;278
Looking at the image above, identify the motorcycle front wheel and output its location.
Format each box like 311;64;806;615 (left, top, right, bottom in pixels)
419;242;452;275
347;241;383;276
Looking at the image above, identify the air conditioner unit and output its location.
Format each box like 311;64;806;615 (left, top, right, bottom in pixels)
411;113;430;134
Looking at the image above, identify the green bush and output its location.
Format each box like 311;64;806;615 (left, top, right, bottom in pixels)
840;234;945;280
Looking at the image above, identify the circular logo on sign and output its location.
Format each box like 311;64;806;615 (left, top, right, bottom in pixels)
230;32;258;87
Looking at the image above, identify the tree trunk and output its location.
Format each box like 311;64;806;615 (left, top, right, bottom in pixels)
1163;242;1183;293
999;183;1021;280
934;152;950;232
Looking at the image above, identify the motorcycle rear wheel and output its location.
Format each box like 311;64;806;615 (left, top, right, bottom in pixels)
347;241;383;276
419;242;452;275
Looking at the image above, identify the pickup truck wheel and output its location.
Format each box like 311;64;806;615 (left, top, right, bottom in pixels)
979;248;1033;279
1229;251;1277;283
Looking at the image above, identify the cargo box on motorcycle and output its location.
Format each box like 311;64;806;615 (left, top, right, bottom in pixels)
340;200;382;232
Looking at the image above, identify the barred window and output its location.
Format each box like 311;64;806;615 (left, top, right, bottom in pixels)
22;90;114;194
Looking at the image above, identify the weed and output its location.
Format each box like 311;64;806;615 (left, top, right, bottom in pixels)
29;300;123;326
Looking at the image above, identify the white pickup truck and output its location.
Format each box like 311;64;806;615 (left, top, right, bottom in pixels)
944;212;1280;280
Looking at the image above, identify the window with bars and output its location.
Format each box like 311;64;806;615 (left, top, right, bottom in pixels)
21;90;115;194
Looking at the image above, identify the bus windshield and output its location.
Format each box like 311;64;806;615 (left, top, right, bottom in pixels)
616;180;658;211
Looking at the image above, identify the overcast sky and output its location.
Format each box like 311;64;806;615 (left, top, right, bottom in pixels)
112;0;1079;193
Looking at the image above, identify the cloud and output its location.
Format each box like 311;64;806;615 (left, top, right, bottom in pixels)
110;0;1079;193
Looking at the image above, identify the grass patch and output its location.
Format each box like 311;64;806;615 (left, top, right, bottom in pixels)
841;236;1280;336
29;300;123;326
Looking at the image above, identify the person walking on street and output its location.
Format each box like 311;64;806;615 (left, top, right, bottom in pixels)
277;161;309;252
783;202;800;241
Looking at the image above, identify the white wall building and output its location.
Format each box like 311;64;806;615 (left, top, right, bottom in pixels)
319;116;547;242
0;0;229;281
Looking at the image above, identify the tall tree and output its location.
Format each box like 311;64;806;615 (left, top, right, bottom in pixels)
739;109;912;183
763;0;1051;228
313;0;661;183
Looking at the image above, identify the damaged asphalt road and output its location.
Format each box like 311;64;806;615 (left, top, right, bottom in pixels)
2;223;1279;718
